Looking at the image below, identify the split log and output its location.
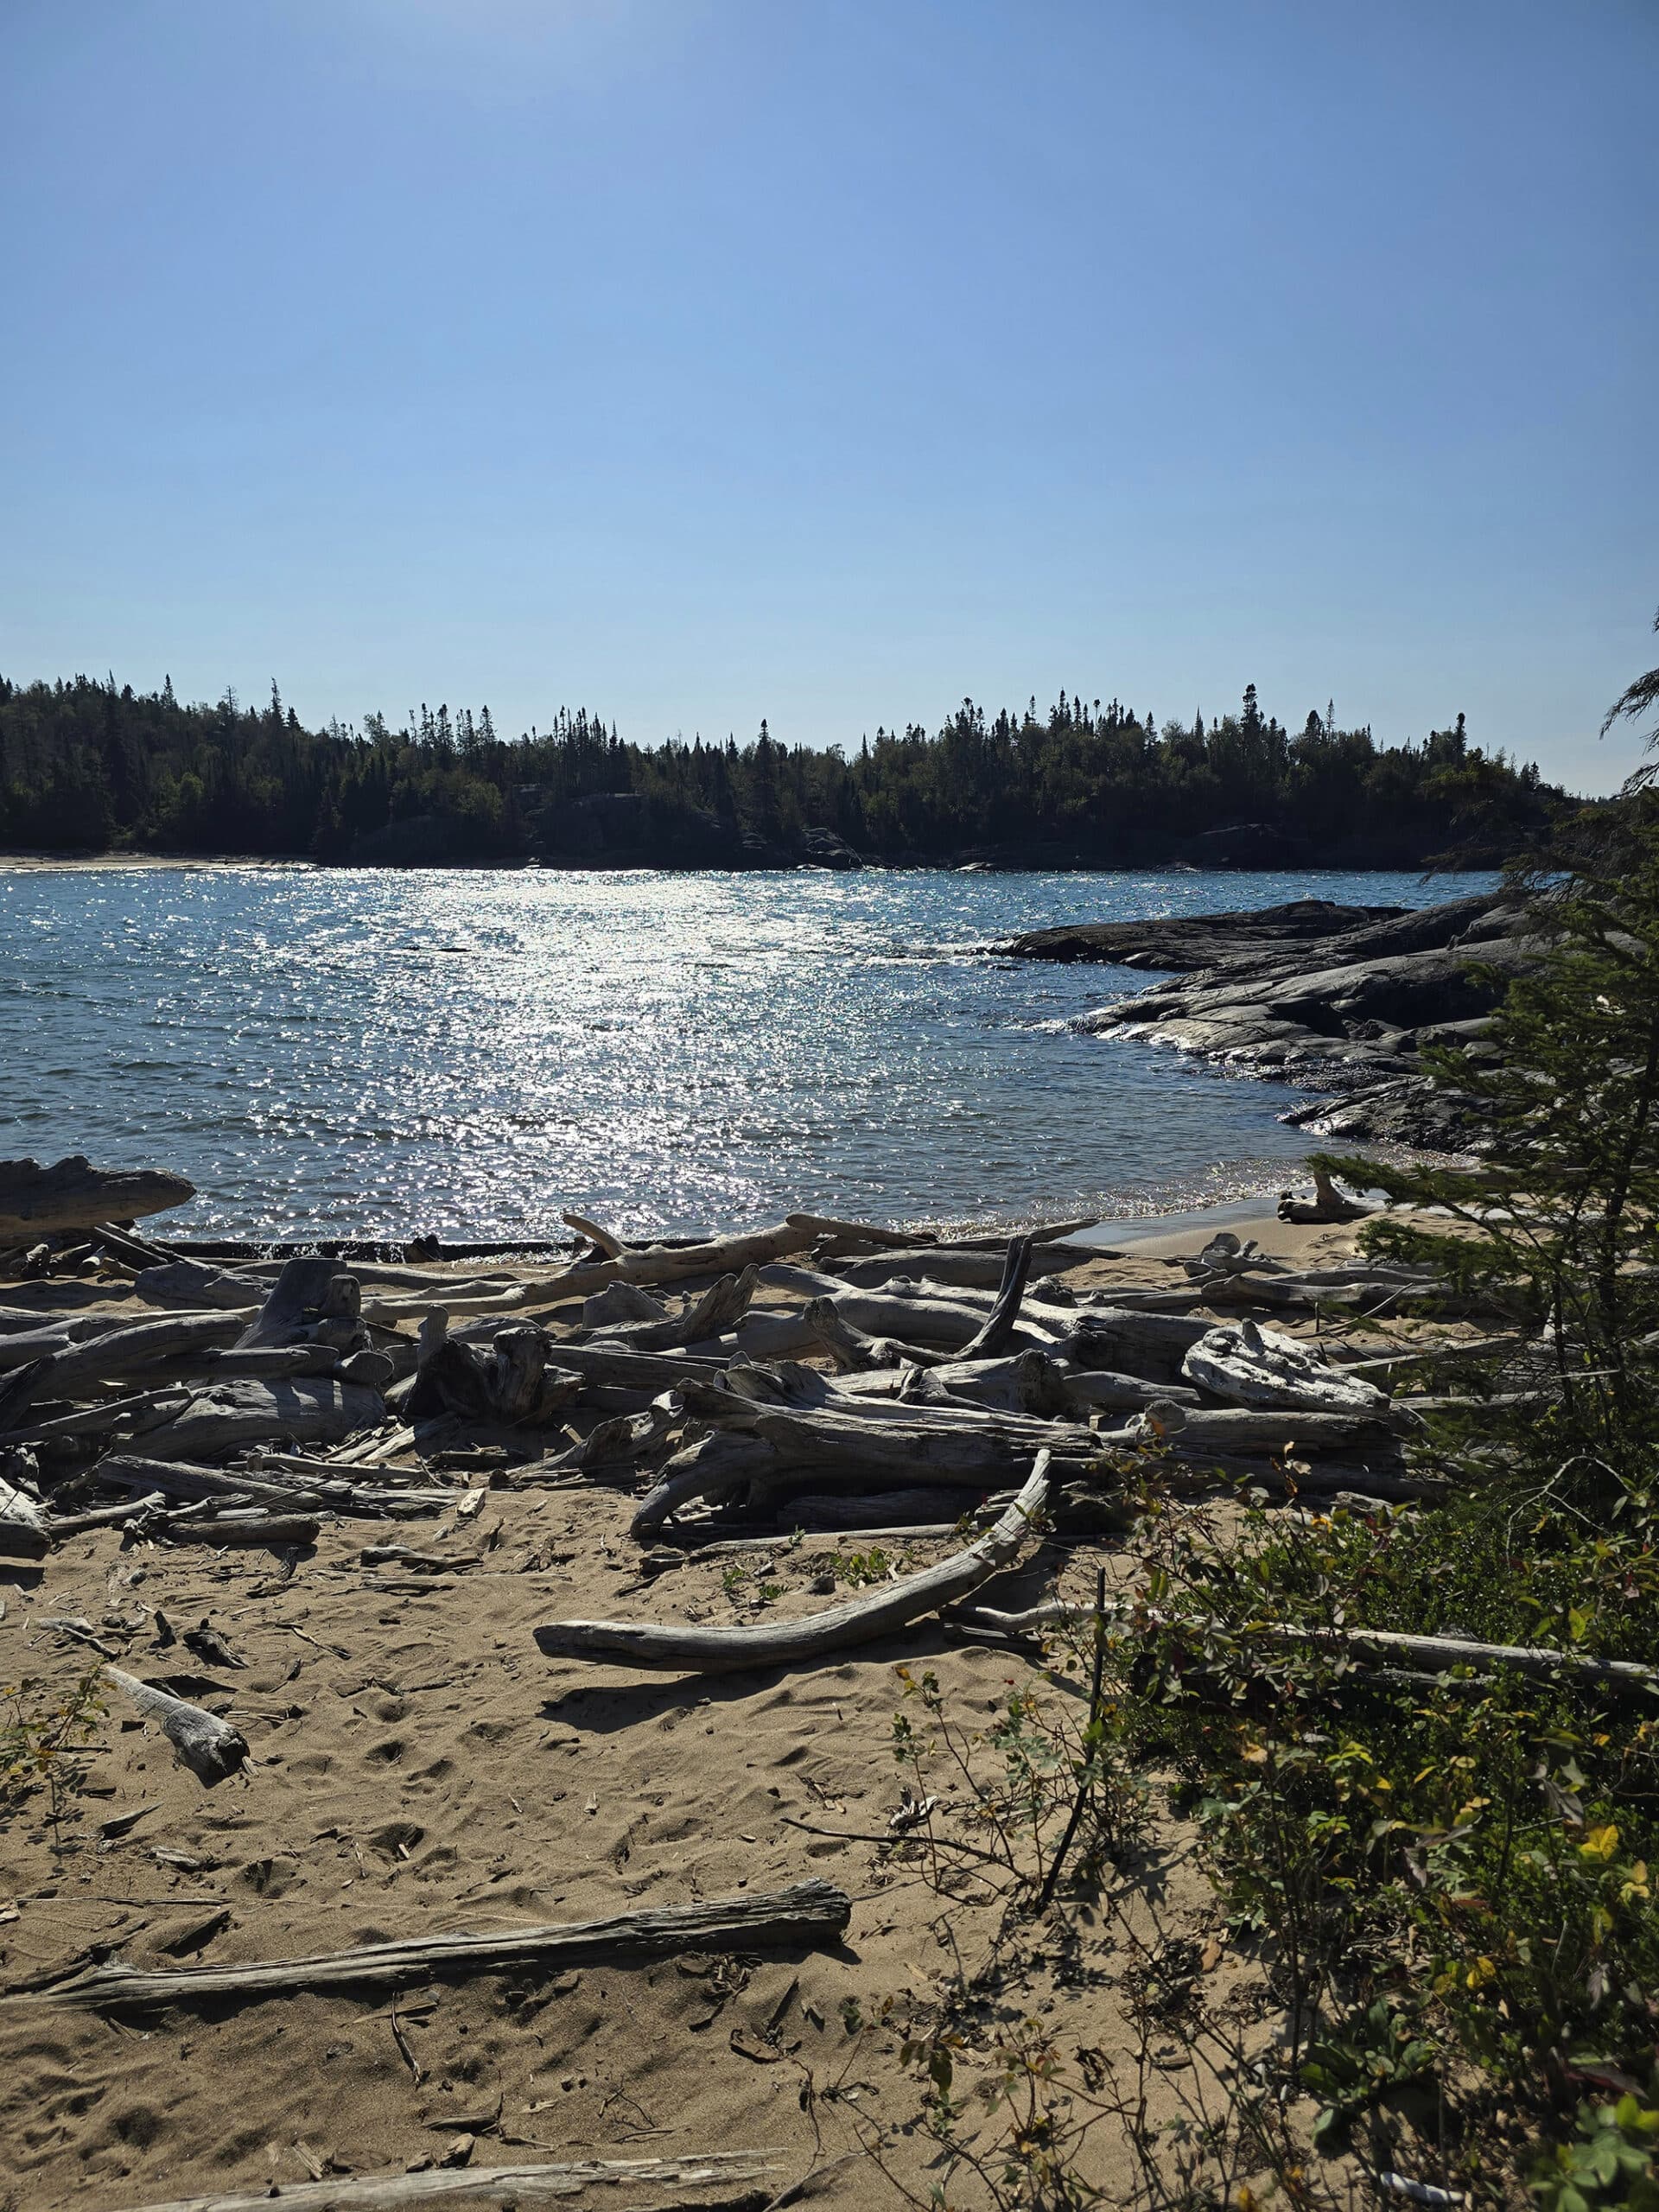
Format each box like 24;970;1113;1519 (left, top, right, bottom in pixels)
622;1267;760;1351
0;1473;49;1560
0;1155;194;1240
582;1281;671;1328
103;1666;248;1783
156;1510;323;1548
83;2151;789;2212
1182;1321;1391;1416
134;1378;386;1463
13;1878;852;2011
536;1452;1052;1672
1058;1369;1203;1416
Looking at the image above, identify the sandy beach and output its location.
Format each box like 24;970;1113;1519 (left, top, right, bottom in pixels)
0;1192;1407;2209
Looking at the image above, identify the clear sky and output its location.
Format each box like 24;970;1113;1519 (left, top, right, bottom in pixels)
3;1;1654;789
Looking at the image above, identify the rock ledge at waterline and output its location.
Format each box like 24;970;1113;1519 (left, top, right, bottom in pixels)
1003;893;1543;1150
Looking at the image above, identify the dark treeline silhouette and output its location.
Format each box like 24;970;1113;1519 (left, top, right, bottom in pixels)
0;672;1564;868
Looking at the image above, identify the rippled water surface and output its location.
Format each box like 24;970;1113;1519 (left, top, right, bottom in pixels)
0;866;1491;1240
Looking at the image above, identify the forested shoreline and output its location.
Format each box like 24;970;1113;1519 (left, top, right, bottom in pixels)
0;671;1565;868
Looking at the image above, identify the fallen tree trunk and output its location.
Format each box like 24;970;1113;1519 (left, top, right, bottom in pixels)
0;1155;194;1240
86;2151;789;2212
785;1209;929;1249
536;1452;1052;1672
103;1667;248;1783
1098;1403;1402;1455
955;1235;1036;1360
677;1377;1097;1478
94;1452;443;1518
1058;1309;1217;1381
12;1879;853;2012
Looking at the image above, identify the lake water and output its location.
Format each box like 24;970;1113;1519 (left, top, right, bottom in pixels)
0;865;1492;1243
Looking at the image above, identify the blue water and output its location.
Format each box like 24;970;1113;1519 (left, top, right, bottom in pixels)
0;866;1493;1242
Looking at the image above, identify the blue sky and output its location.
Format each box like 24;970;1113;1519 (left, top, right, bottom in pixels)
3;0;1654;789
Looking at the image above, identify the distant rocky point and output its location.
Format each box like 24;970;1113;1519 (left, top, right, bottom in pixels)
1004;892;1544;1152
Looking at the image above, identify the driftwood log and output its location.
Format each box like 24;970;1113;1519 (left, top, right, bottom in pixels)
134;1378;385;1463
92;2152;789;2212
103;1667;248;1783
12;1880;853;2011
537;1452;1052;1672
0;1472;50;1559
1181;1322;1391;1416
0;1155;194;1240
0;1312;252;1427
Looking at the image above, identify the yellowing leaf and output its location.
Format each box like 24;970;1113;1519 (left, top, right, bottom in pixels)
1580;1823;1621;1863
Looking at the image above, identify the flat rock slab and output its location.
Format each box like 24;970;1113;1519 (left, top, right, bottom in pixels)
1001;898;1410;969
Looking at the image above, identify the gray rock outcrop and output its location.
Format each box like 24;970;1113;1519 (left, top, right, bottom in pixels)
1007;890;1544;1151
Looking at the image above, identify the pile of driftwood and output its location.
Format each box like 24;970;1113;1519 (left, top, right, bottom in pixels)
2;1151;1518;1588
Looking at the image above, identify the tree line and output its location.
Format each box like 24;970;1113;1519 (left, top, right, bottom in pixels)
0;671;1564;866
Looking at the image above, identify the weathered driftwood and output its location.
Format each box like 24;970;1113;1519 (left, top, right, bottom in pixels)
157;1509;322;1548
134;1259;266;1310
677;1376;1097;1480
630;1432;779;1536
0;1155;194;1240
238;1257;360;1349
833;1245;1084;1291
1058;1368;1202;1416
785;1209;929;1249
1058;1308;1216;1381
43;1491;170;1536
1183;1320;1391;1416
2;1386;194;1450
613;1267;760;1352
90;2151;789;2212
135;1378;385;1463
582;1280;671;1328
0;1323;77;1372
1251;1620;1659;1688
1100;1402;1398;1455
0;1472;50;1559
478;1334;725;1395
1278;1169;1370;1224
104;1667;248;1783
876;1348;1073;1417
410;1321;582;1426
951;1235;1035;1362
537;1452;1052;1672
551;1217;817;1292
14;1879;853;2011
0;1313;251;1426
829;1287;1061;1353
944;1213;1102;1249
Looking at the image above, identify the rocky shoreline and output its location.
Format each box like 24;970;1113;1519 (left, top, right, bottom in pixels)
1005;891;1543;1151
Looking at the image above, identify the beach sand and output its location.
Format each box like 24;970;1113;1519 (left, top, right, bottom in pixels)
0;1196;1376;2209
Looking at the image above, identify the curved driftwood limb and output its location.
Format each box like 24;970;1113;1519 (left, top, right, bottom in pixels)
0;1156;194;1241
13;1879;852;2012
537;1452;1052;1672
0;1472;50;1559
956;1235;1035;1361
582;1281;671;1329
1183;1320;1392;1416
104;1666;249;1783
562;1210;630;1258
76;2151;791;2212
